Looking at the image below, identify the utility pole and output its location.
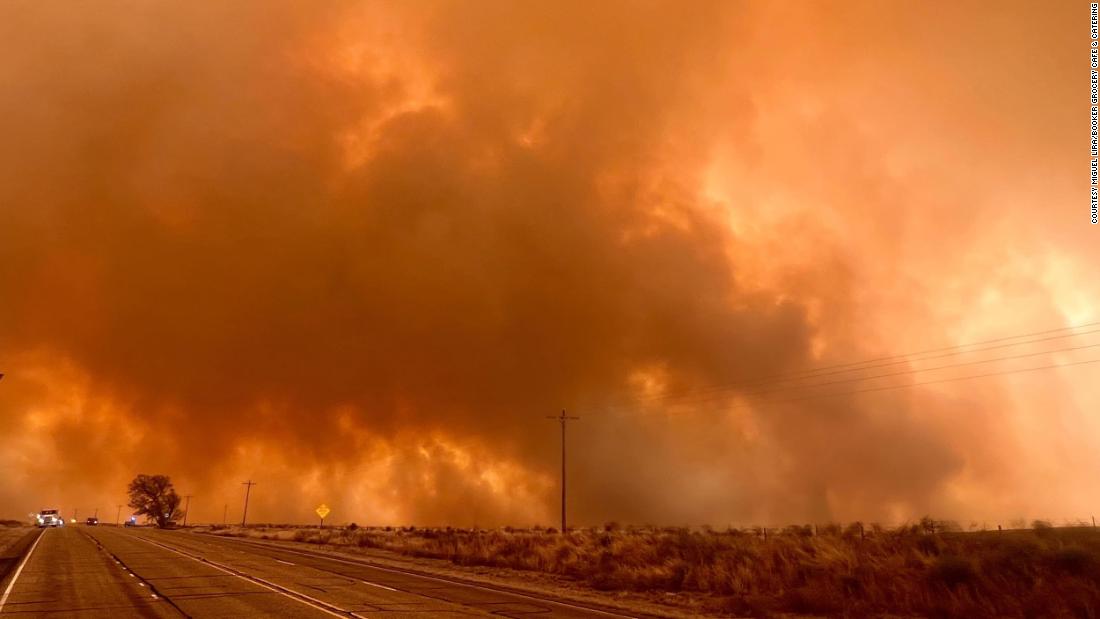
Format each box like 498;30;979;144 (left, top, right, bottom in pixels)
183;495;192;527
93;507;98;519
241;481;256;527
223;504;228;526
545;410;579;533
116;505;123;526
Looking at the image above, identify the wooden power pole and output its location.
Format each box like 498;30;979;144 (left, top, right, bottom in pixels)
546;410;579;532
241;481;256;527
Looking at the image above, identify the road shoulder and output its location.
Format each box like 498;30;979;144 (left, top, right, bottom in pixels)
0;527;40;589
195;531;707;618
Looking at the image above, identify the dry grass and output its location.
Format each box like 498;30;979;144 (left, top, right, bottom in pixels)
0;526;33;561
204;520;1100;617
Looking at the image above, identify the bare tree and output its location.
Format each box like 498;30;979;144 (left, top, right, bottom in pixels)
127;474;183;528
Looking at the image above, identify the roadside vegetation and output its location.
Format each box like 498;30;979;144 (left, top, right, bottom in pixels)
126;474;183;528
202;518;1100;617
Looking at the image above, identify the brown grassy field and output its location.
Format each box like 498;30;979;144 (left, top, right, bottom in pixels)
0;525;31;556
204;520;1100;617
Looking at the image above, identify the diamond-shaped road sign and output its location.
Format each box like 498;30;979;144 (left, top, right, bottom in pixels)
315;504;330;520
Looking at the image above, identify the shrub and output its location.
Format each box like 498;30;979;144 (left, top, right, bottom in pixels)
782;524;813;538
211;521;1100;618
982;536;1042;581
937;520;962;533
843;522;864;539
1052;545;1095;575
929;555;978;588
784;581;845;614
1033;520;1057;540
916;534;942;556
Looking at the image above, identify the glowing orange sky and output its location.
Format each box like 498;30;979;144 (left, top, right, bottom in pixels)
0;1;1096;527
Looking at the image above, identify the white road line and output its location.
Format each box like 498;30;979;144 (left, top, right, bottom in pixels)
129;534;356;618
213;537;639;619
361;580;398;592
275;559;295;566
0;529;45;612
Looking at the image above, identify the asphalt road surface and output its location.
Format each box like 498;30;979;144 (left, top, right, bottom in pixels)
0;527;640;618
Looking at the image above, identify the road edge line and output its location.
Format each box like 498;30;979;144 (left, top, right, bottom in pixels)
128;532;357;618
0;528;45;612
79;528;191;617
195;533;642;619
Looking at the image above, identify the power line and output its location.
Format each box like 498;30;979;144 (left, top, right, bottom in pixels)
766;320;1100;380
744;328;1100;388
775;357;1100;406
732;341;1100;400
619;324;1100;408
591;357;1100;421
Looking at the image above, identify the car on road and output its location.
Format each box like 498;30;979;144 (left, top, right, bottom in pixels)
36;509;64;527
85;517;98;526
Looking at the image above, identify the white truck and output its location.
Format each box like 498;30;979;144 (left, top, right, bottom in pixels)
36;509;64;528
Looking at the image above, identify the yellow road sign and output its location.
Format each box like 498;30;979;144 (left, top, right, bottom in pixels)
315;504;330;520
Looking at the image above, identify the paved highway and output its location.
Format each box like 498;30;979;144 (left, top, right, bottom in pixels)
0;527;640;618
0;527;177;618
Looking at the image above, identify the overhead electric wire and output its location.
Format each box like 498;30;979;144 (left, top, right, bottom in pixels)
742;328;1100;386
595;341;1100;412
736;341;1100;398
614;322;1100;408
590;357;1100;421
575;319;1100;420
760;319;1100;380
779;357;1100;404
